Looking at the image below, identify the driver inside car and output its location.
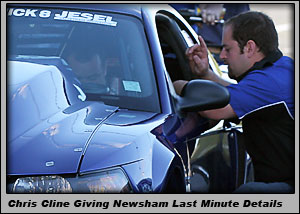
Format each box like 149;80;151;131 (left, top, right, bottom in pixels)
66;50;109;94
66;47;121;95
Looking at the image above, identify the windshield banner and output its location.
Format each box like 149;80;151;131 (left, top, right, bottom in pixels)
7;8;118;26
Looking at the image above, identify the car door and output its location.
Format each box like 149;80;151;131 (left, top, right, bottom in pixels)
155;9;253;193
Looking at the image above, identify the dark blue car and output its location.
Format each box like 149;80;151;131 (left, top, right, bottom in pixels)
6;4;251;193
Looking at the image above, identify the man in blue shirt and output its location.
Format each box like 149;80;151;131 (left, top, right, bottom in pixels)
176;11;295;193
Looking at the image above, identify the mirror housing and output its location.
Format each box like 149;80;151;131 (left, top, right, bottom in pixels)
176;79;230;112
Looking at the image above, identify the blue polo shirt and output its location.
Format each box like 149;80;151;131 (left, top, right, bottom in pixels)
226;50;295;187
227;51;294;120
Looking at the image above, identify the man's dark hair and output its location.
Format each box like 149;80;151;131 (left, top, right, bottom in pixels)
225;11;279;55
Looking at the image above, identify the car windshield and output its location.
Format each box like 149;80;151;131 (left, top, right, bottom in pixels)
7;6;160;113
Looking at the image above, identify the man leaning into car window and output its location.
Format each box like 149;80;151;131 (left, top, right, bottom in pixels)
174;11;295;193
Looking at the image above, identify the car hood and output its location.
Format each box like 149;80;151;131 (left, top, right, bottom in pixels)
7;61;157;175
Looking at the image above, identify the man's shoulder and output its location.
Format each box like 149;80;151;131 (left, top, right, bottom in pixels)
275;55;294;68
248;56;294;79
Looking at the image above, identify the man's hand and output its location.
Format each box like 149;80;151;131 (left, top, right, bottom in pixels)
199;4;224;25
186;36;232;86
186;36;210;79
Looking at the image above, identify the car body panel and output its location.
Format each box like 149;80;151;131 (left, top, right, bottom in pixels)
190;126;248;193
7;61;119;175
7;3;246;193
7;57;180;192
7;8;173;193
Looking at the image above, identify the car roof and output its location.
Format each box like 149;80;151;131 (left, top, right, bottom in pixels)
8;3;144;18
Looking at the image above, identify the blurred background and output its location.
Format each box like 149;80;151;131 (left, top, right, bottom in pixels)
250;4;295;59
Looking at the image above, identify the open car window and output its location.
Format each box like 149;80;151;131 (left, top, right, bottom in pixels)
7;7;160;113
156;12;197;82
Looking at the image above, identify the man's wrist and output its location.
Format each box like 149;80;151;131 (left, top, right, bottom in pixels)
195;68;213;80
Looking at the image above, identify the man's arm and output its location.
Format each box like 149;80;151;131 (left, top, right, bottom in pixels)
175;35;239;121
173;80;238;121
200;104;237;120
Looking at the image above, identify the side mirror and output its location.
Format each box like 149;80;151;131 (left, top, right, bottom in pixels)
176;79;230;112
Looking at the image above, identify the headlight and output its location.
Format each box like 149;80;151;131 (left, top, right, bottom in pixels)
8;175;72;193
8;168;133;193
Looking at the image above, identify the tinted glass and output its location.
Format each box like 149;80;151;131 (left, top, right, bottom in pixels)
7;6;160;113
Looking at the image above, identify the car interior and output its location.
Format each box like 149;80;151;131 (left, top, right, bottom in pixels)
155;12;196;83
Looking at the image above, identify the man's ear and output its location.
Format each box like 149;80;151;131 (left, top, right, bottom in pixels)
244;40;257;58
